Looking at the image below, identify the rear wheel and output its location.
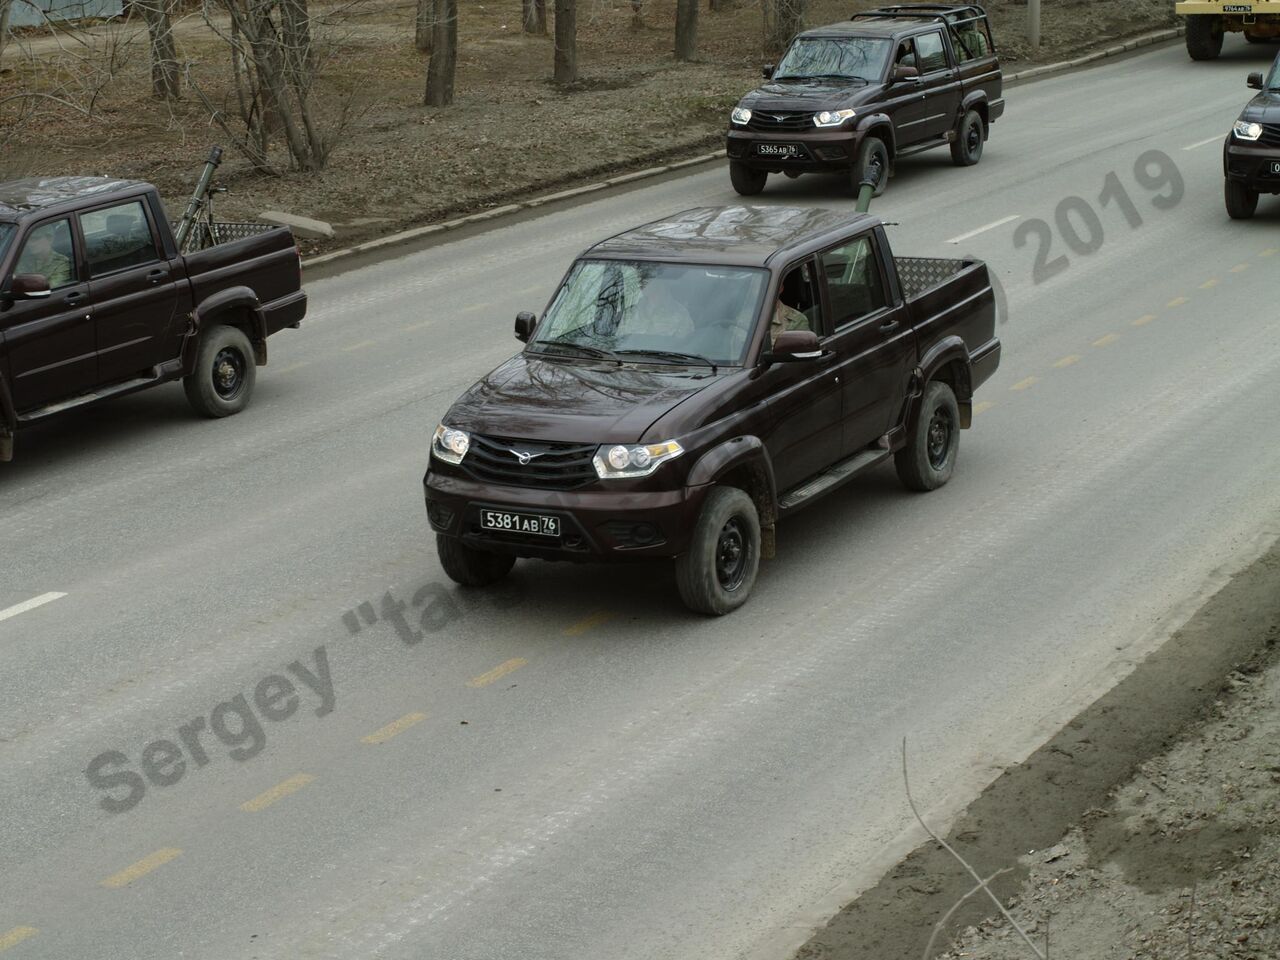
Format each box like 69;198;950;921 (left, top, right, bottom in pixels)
729;161;768;196
895;381;960;492
1185;15;1224;60
437;535;516;587
950;109;985;166
184;324;256;418
1225;178;1258;220
675;486;761;615
853;136;889;198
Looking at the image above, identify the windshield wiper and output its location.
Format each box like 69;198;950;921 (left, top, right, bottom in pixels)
532;339;621;363
774;73;867;84
614;349;718;371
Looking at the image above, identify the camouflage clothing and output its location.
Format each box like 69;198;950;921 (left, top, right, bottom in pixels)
770;302;810;344
19;247;73;289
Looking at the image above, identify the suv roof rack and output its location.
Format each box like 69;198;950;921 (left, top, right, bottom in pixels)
850;3;989;27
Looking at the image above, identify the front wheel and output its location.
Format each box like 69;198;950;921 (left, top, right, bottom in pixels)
950;109;984;166
853;136;889;198
1225;179;1258;220
675;486;761;615
437;535;516;587
729;161;768;196
184;324;257;418
895;381;960;492
1185;15;1224;60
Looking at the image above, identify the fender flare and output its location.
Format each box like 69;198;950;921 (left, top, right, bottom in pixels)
854;113;897;158
960;89;989;121
904;337;974;431
186;287;268;368
687;436;780;558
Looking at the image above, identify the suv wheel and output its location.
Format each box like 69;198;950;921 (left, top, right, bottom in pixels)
1185;15;1224;60
853;136;889;198
437;535;516;587
184;324;257;418
950;110;985;167
675;486;761;615
1225;178;1259;220
895;380;960;492
729;161;768;196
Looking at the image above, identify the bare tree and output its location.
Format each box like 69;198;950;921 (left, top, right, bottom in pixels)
0;0;12;72
674;0;697;60
415;0;433;52
424;0;456;106
763;0;804;53
137;0;181;99
630;0;643;28
522;0;546;35
553;0;575;84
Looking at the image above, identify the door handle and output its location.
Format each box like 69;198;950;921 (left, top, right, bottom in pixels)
64;291;86;305
880;319;901;332
147;269;167;285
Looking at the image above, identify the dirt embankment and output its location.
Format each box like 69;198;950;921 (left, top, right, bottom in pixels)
0;0;1178;256
794;537;1280;960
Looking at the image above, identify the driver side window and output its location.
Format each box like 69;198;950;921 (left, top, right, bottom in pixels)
771;261;821;345
14;219;79;291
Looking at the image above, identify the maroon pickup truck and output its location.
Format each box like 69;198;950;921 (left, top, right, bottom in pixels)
0;176;306;461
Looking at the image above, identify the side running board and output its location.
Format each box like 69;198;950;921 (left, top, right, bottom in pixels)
777;447;892;513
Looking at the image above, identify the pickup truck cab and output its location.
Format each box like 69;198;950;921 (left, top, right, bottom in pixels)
0;176;305;461
726;3;1003;197
1224;54;1280;219
424;205;1001;615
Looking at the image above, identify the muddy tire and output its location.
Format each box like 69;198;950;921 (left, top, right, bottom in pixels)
1225;178;1258;220
895;381;960;492
184;324;257;418
853;136;889;197
950;109;985;166
437;535;516;587
675;486;761;616
729;161;768;196
1186;15;1224;60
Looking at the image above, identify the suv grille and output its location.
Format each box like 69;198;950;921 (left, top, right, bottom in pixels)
462;434;598;490
1258;122;1280;148
747;111;814;132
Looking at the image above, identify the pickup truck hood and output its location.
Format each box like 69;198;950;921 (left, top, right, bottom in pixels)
738;80;885;113
1240;89;1280;124
444;354;718;444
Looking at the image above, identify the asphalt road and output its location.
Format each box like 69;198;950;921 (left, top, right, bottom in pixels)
3;37;1280;960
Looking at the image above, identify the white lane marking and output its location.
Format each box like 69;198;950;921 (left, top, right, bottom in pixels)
0;592;68;624
1182;135;1222;151
946;215;1020;245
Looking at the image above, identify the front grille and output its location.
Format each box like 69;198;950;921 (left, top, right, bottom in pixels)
462;434;598;490
1258;123;1280;148
747;111;814;132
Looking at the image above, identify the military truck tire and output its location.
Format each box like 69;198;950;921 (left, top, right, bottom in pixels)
895;380;960;492
1225;178;1259;219
1186;15;1224;60
675;486;761;616
437;535;516;587
853;136;889;197
730;161;768;196
950;109;985;166
184;324;257;418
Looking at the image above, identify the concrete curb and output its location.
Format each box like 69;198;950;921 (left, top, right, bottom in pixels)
302;26;1188;271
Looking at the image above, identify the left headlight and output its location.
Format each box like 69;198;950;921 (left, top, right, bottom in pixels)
731;106;753;126
814;109;856;128
593;440;684;480
1233;120;1263;141
432;424;471;464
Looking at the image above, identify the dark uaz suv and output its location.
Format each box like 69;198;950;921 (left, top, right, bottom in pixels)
726;4;1003;197
423;206;1001;615
1224;53;1280;219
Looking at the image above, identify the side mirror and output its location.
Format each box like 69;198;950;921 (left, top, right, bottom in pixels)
1247;71;1264;89
762;63;775;79
8;274;52;300
514;311;537;343
891;64;920;84
762;329;823;364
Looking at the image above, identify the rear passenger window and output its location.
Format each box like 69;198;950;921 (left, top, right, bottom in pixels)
914;31;948;73
821;237;887;327
80;201;159;277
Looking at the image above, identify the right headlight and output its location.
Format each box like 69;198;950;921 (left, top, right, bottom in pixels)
731;106;752;126
593;440;684;480
431;424;470;464
1233;120;1263;141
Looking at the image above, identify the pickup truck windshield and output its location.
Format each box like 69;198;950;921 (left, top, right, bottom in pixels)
774;37;890;83
529;259;769;366
0;223;15;264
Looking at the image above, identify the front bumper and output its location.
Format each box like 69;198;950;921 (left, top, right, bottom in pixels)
726;125;862;171
424;468;709;562
1225;139;1280;194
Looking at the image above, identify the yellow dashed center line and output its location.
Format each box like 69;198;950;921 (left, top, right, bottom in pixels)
467;658;527;688
1166;296;1187;308
564;611;615;636
275;360;311;375
461;302;491;314
972;400;995;416
1132;315;1156;327
342;340;377;352
1229;263;1249;273
101;848;182;889
0;928;37;952
1053;354;1082;368
1009;376;1038;392
402;320;432;332
240;773;315;812
1092;333;1119;348
362;712;428;745
1199;278;1219;290
1260;248;1277;257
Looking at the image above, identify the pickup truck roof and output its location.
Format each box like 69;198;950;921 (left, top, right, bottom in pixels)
0;177;148;219
587;205;882;268
797;3;991;39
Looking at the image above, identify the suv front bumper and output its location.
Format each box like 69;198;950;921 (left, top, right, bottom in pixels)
424;469;708;562
1225;138;1280;194
725;126;864;171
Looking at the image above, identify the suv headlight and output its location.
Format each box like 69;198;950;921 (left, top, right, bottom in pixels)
432;424;470;464
1233;120;1263;141
814;109;856;127
593;440;684;479
731;107;752;126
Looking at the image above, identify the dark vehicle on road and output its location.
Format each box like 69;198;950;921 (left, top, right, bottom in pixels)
0;175;305;461
1224;54;1280;219
424;206;1001;615
725;3;1003;197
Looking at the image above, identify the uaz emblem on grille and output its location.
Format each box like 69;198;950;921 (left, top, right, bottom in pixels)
509;448;544;465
